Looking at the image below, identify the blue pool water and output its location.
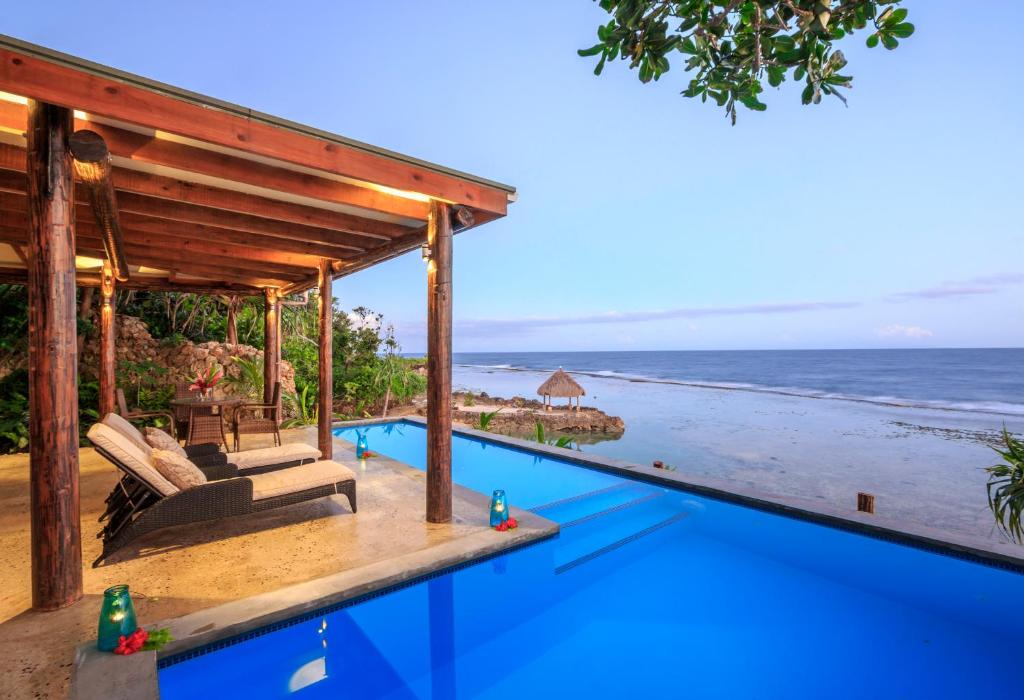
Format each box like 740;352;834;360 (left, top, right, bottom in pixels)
159;421;1024;699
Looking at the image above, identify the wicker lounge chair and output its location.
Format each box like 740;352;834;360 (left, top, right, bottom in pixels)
88;422;355;566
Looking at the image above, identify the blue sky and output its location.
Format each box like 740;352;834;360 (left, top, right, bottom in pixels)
7;2;1023;352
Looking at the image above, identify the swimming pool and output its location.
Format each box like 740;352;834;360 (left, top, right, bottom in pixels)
159;420;1024;699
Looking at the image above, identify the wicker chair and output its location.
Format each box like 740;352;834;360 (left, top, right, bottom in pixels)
88;422;356;566
232;382;282;451
172;381;195;438
116;388;176;438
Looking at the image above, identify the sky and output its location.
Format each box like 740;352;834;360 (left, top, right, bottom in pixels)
6;2;1023;352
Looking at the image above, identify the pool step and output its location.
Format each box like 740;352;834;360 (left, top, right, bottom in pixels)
555;511;690;575
532;482;657;524
559;492;663;529
552;494;686;572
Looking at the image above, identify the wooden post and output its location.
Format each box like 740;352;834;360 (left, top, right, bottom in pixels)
98;260;116;417
317;261;333;460
263;289;280;411
26;101;82;611
426;200;453;523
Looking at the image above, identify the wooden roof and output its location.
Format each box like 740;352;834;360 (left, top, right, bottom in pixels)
0;35;515;295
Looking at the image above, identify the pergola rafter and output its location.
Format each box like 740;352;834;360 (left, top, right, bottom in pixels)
0;34;515;611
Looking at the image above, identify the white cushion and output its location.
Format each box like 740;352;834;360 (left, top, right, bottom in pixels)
230;443;321;470
248;460;355;501
151;450;207;491
144;427;187;458
88;423;178;497
102;413;151;456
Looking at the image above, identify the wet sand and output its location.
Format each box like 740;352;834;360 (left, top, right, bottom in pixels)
454;365;1024;546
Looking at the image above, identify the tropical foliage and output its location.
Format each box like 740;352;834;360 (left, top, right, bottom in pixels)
476;409;501;431
0;282;425;452
985;428;1024;544
580;0;913;122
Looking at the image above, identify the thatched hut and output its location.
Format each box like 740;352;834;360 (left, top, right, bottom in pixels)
537;368;585;411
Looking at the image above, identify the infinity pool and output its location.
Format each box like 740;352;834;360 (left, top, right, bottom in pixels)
159;420;1024;699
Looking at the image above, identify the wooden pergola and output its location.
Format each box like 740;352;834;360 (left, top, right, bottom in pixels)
0;35;515;612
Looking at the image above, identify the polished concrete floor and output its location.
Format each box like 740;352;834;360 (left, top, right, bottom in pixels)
0;426;520;699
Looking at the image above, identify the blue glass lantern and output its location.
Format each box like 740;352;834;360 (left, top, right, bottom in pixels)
489;489;509;527
356;431;368;459
97;584;138;652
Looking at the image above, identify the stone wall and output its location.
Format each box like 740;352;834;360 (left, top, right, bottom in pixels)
81;315;296;399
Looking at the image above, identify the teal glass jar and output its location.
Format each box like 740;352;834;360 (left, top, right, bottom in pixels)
97;584;138;652
489;489;509;527
356;432;368;459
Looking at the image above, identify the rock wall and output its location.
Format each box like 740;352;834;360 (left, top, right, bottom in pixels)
81;315;296;399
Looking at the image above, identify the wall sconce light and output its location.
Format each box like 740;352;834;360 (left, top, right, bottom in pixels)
420;243;432;262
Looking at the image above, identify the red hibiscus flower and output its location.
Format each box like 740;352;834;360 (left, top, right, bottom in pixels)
114;627;149;655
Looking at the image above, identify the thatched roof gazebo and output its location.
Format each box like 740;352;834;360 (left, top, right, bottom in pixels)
537;368;585;412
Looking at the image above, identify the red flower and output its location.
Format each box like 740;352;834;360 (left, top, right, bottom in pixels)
113;627;149;655
495;521;509;532
507;517;519;529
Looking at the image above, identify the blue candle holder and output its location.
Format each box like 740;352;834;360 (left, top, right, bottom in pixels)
356;431;368;459
489;489;509;527
97;584;138;652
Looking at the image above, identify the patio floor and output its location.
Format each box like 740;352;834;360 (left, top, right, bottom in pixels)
0;426;548;699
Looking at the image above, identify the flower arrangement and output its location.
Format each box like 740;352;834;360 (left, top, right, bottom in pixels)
114;627;173;655
189;364;224;394
360;450;377;458
494;517;518;532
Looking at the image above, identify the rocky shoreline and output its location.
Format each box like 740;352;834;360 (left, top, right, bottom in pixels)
448;391;625;434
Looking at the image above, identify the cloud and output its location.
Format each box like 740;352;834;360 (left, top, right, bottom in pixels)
875;324;934;338
456;300;860;335
886;272;1024;302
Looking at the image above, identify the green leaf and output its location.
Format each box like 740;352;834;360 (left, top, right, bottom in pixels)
866;33;879;48
890;22;915;38
881;33;899;50
577;44;605;57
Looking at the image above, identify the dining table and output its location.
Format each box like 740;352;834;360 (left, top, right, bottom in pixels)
169;395;245;449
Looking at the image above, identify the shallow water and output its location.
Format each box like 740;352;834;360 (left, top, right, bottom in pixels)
452;359;1024;545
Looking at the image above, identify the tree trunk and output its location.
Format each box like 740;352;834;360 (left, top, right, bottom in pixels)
317;261;333;460
26;101;83;611
226;295;238;345
382;384;391;418
426;201;453;524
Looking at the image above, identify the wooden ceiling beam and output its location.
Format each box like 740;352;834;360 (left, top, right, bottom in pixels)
0;45;511;214
0;101;429;220
0;220;309;283
0;188;361;261
0;141;410;241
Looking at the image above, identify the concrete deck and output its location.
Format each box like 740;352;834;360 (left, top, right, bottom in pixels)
0;427;555;699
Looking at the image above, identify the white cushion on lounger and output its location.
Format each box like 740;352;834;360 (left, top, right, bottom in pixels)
102;413;151;456
248;460;354;501
88;423;179;497
230;443;321;470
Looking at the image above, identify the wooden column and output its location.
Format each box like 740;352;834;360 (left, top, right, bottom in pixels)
263;289;280;411
317;261;333;460
26;101;82;611
426;200;453;523
98;261;116;417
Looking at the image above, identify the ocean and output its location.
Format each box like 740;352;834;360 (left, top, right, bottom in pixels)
450;349;1024;545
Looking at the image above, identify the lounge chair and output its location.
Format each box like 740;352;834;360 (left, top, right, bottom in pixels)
100;413;320;476
88;422;356;566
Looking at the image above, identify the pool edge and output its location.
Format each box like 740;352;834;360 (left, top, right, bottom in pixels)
349;416;1024;572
